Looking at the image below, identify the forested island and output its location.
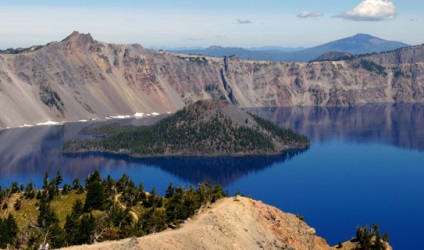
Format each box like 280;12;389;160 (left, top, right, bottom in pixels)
63;100;310;157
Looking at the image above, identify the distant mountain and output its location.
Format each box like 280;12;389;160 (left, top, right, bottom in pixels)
169;34;409;62
172;45;287;61
248;46;305;52
1;31;423;129
178;45;254;57
296;34;409;62
148;46;205;51
168;46;304;55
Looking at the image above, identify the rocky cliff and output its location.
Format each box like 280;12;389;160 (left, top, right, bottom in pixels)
0;32;423;129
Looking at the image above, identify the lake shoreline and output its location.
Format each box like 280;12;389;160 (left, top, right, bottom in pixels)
63;144;311;159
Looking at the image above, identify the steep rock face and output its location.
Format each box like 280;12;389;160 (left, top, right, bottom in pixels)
0;32;423;128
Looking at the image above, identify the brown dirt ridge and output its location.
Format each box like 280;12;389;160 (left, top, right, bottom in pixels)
59;196;332;250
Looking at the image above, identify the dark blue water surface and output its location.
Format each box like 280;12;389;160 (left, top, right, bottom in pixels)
1;104;424;249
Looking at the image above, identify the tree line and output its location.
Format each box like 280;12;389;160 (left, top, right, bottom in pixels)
0;171;225;249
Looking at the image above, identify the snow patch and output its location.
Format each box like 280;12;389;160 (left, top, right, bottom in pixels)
19;124;33;128
106;115;131;119
36;121;61;126
134;112;145;118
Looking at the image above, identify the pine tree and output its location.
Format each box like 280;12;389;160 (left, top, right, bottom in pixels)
72;199;84;217
55;171;63;188
72;178;81;190
165;182;175;198
48;223;66;248
77;214;95;244
37;199;59;231
84;178;106;211
0;214;19;248
24;181;36;199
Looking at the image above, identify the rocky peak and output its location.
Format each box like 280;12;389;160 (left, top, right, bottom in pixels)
61;31;95;48
351;33;376;40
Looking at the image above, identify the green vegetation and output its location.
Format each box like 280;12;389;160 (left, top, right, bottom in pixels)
0;214;18;248
393;68;410;78
311;52;355;62
357;60;387;76
64;101;309;156
176;55;208;65
0;171;225;249
353;224;389;250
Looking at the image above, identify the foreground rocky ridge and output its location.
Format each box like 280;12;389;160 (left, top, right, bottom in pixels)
0;31;423;128
59;196;332;250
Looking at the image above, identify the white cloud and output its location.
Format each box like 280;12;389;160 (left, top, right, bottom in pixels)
297;11;324;18
335;0;397;21
236;19;252;24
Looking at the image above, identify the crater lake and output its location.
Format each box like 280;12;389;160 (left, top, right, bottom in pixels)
1;103;423;249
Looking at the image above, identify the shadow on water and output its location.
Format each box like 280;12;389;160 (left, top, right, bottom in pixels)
111;149;308;186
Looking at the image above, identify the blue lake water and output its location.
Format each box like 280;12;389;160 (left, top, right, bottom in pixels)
1;104;424;249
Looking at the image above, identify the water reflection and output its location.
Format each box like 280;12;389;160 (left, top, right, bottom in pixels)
248;103;424;151
65;150;307;186
1;104;423;188
0;118;164;186
0;118;308;187
140;150;307;185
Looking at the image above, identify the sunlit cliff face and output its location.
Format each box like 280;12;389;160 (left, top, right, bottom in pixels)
1;32;424;129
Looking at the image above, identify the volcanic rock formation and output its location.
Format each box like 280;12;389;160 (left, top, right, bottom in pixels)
0;32;423;129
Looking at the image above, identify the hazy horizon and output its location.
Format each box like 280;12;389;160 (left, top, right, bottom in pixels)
0;0;422;49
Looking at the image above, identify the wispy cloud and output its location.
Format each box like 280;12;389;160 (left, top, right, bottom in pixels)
236;19;252;24
297;11;323;18
334;0;397;21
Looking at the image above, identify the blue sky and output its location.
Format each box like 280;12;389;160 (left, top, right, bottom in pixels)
0;0;422;49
